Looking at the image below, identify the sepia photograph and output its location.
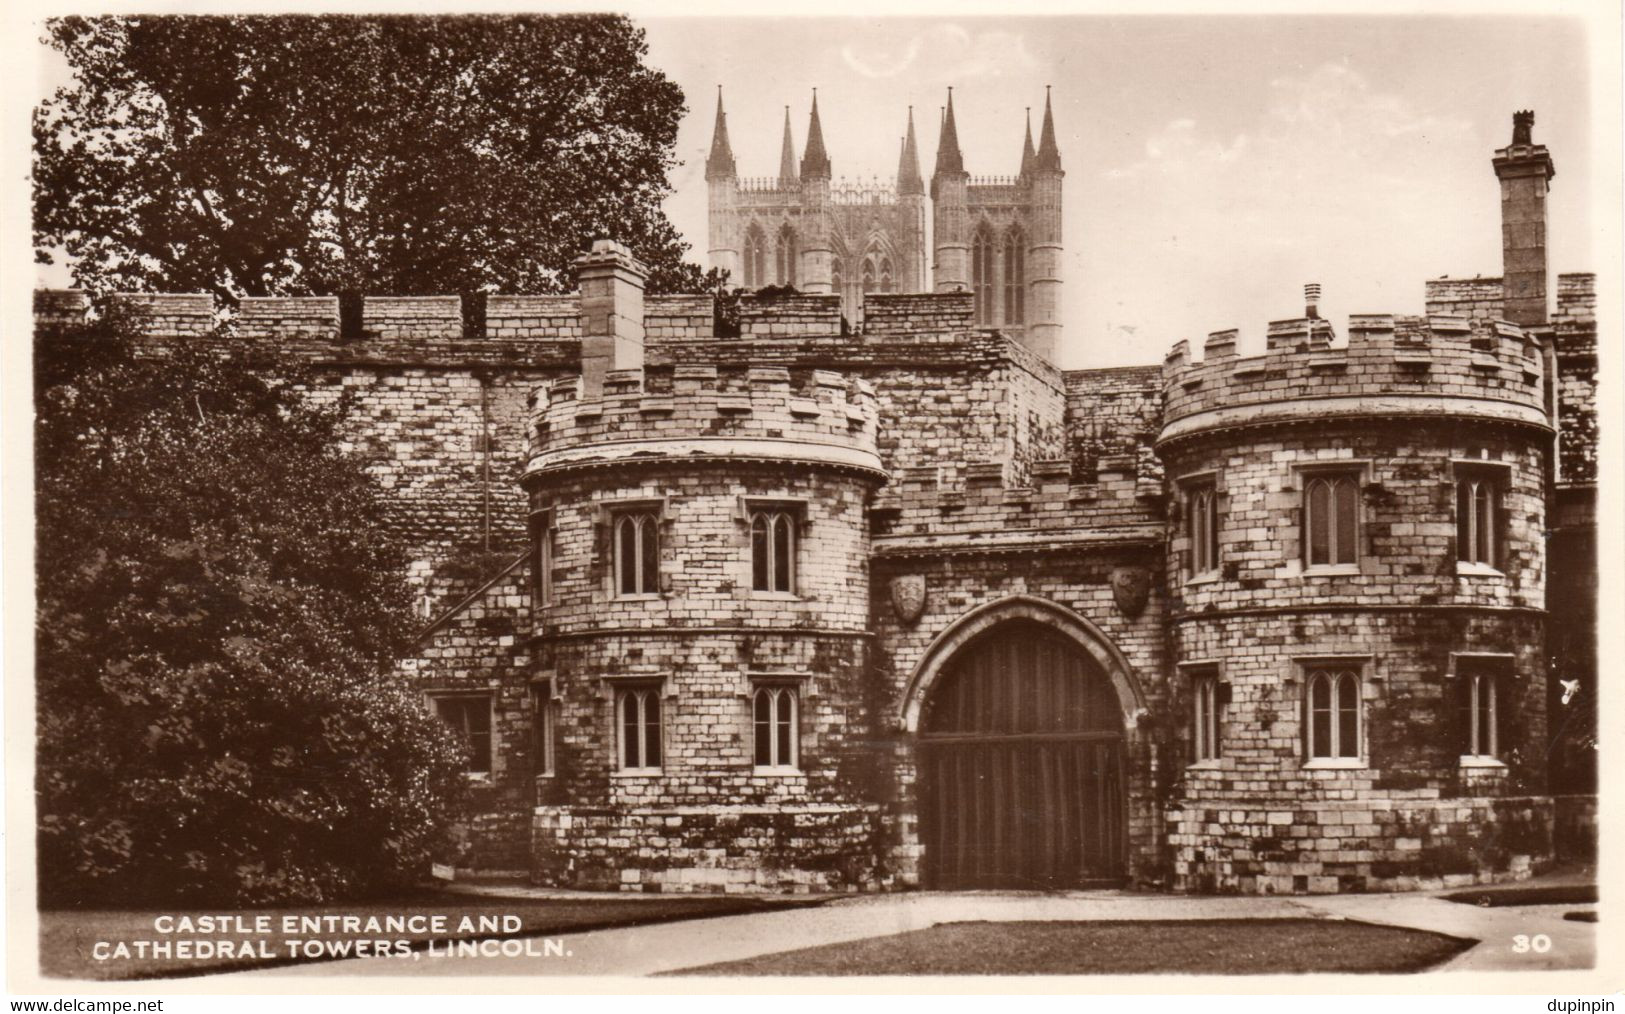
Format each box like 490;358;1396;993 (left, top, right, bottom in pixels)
4;0;1618;998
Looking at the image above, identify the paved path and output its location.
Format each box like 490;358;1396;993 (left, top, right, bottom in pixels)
229;879;1595;979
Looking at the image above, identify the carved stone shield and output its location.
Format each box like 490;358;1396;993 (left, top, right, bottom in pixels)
890;575;927;625
1110;566;1151;618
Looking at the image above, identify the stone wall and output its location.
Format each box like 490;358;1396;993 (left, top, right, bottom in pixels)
1424;276;1507;321
401;556;536;869
1552;273;1598;485
1168;794;1553;893
533;805;883;893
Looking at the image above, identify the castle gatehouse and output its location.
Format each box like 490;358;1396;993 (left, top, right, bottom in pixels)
34;110;1597;894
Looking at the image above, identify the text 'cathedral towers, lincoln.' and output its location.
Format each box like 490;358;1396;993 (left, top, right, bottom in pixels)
706;88;1064;362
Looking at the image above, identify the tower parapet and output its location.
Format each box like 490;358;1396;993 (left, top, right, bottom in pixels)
1160;314;1548;449
524;364;881;484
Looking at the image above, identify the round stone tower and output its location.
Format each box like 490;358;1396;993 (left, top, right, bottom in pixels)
1156;309;1555;894
520;361;888;892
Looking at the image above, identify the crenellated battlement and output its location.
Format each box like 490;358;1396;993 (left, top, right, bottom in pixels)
33;288;723;345
870;447;1162;553
522;364;884;483
1159;314;1549;447
32;287;995;346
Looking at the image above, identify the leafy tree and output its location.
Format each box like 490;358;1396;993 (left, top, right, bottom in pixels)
35;14;719;300
35;313;470;907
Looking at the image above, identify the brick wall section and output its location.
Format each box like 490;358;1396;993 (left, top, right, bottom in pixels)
861;292;974;336
237;296;339;340
738;294;841;337
1424;276;1506;321
533;806;883;893
109;293;215;336
486;296;582;340
1169;794;1552;893
1552;273;1597;484
363;296;463;339
644;295;714;342
401;555;534;869
1064;365;1163;488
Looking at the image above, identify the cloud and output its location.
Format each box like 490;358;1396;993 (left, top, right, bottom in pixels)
1106;118;1248;179
1268;62;1471;140
841;25;1036;80
1104;61;1467;181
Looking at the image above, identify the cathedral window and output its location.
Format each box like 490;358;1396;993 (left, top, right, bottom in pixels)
1303;665;1362;763
1303;472;1360;568
879;257;894;293
1003;229;1025;324
430;694;494;777
613;509;661;597
743;225;767;288
776;224;797;286
617;686;662;773
971;226;995;325
861;256;877;294
1455;467;1505;571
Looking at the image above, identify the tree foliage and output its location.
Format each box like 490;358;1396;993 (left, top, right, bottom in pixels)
35;15;718;300
35;317;469;907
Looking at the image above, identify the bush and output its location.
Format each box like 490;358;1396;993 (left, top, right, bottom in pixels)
35;315;469;906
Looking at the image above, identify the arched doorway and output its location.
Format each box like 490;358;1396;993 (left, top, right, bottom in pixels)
918;619;1126;889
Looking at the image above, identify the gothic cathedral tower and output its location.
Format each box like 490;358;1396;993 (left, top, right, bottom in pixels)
932;88;1064;362
706;88;1060;360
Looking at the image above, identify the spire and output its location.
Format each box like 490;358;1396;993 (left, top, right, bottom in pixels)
897;106;924;195
777;106;798;187
800;89;831;179
705;86;736;180
1020;107;1036;177
934;87;964;175
1033;86;1062;172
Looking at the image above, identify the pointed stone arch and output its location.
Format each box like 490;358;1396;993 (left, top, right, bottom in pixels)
899;594;1148;736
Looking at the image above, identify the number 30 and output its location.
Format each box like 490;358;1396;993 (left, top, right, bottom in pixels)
1512;934;1552;953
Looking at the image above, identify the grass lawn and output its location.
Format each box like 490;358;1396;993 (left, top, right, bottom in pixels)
669;919;1474;976
42;891;818;981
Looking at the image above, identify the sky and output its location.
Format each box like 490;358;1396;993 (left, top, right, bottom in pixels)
641;14;1595;368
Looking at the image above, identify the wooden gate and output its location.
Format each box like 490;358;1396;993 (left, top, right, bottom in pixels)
919;620;1126;889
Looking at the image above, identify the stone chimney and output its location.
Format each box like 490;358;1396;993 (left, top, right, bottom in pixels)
1492;110;1556;327
575;239;647;398
1304;282;1321;319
